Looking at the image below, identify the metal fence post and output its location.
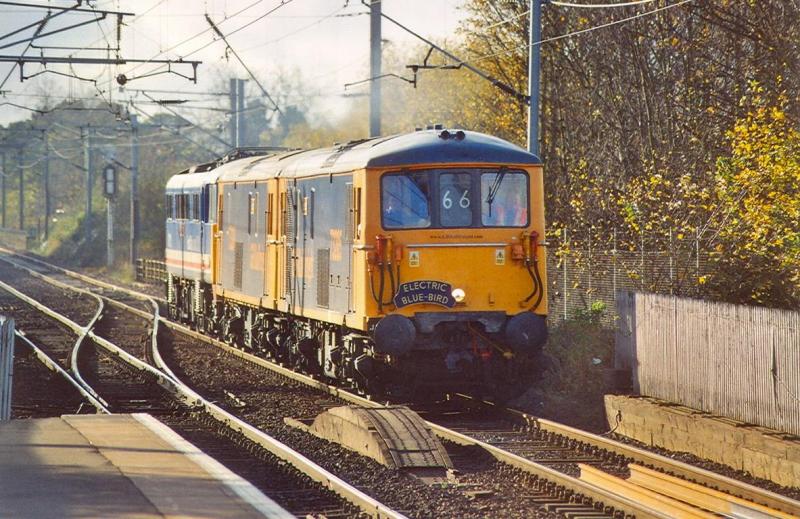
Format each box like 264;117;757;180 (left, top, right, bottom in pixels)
563;227;568;321
587;234;593;296
669;227;674;294
640;228;645;289
612;228;618;297
0;316;14;421
695;228;700;273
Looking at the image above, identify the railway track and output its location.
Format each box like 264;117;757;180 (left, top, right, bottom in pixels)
4;251;800;518
3;253;590;518
11;331;92;418
0;256;399;518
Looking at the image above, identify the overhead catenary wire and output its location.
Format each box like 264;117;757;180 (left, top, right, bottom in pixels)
2;120;224;163
138;91;232;149
70;0;171;55
238;4;349;54
128;101;224;158
0;132;220;171
204;13;281;114
481;9;530;31
6;1;366;122
0;5;53;91
362;0;529;103
1;2;141;91
118;0;266;76
469;0;695;66
549;0;656;8
125;0;296;87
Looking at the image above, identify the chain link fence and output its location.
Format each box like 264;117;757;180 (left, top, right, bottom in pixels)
545;228;712;325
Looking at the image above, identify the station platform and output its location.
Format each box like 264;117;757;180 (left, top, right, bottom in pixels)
0;413;291;518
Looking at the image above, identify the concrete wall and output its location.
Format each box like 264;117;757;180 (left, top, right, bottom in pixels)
0;228;29;250
605;394;800;488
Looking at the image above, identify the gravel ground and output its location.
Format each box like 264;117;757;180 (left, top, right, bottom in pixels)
33;257;800;507
11;347;87;418
159;328;583;518
0;262;99;327
0;290;80;366
162;411;363;518
91;303;152;360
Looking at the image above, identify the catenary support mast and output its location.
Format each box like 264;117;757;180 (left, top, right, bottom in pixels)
369;0;382;137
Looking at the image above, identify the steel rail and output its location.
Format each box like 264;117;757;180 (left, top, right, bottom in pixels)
146;332;406;519
0;277;108;407
7;251;799;517
68;286;109;408
579;464;717;518
627;464;793;519
163;325;800;518
0;255;688;517
0;254;178;390
426;420;672;518
0;253;406;519
0;285;296;519
0;249;167;305
467;397;800;517
0;255;115;407
159;323;670;518
14;330;109;414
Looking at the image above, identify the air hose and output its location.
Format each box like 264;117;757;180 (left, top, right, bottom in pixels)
368;263;396;312
524;264;538;302
531;257;544;311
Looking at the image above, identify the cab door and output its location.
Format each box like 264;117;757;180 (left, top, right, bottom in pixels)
213;188;224;285
264;181;276;306
277;179;299;312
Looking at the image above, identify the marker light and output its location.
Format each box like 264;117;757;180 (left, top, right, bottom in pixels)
452;288;466;303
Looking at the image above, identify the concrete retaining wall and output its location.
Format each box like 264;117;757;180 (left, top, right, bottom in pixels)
0;228;29;250
605;394;800;488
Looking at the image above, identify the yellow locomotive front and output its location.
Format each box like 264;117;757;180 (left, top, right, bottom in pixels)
350;134;548;400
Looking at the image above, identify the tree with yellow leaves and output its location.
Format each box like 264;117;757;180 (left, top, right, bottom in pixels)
708;90;800;306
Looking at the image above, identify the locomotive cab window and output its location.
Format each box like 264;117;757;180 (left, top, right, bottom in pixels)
381;168;529;229
381;172;431;229
481;171;529;227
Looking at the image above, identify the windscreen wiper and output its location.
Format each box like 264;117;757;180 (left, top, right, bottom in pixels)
485;167;507;217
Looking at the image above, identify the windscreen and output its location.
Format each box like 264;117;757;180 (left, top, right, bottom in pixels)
381;168;529;229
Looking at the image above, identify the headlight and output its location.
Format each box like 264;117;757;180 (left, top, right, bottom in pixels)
451;288;466;303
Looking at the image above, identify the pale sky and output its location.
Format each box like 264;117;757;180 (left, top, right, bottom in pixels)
0;0;468;125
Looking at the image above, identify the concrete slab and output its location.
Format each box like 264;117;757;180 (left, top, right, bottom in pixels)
605;395;800;488
0;414;292;518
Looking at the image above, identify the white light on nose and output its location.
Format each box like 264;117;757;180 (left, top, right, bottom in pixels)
452;288;466;303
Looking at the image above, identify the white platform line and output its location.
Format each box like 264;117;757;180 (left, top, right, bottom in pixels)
132;413;293;519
